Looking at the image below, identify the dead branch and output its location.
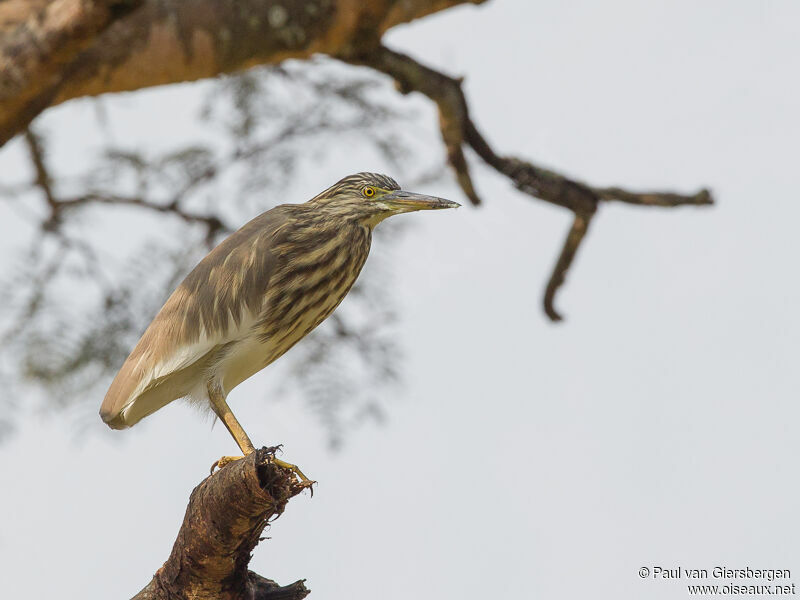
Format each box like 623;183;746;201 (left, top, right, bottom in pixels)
345;45;714;320
131;447;312;600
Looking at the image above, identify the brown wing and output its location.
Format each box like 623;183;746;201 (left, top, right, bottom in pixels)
99;207;291;428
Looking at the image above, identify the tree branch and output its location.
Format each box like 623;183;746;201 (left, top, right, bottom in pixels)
21;126;227;240
0;0;144;146
595;186;713;207
346;44;714;320
0;0;485;147
59;193;226;238
132;447;312;600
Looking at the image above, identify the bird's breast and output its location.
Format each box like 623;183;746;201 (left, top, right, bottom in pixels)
220;224;371;393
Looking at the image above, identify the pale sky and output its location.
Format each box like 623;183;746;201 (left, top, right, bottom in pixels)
1;2;798;599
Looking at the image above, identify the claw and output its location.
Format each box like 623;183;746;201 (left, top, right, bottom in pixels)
209;447;315;497
266;452;315;495
300;479;317;497
210;455;243;474
270;456;311;482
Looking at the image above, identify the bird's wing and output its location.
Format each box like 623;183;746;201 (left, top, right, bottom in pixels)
100;208;292;428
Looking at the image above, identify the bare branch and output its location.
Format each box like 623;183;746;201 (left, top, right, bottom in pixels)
58;193;226;235
347;45;714;320
437;80;481;205
595;186;712;207
543;213;594;322
22;131;227;248
23;128;58;221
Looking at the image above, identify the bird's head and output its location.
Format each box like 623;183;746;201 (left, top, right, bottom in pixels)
310;172;459;227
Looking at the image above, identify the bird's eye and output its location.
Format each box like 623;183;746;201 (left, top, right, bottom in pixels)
363;186;376;198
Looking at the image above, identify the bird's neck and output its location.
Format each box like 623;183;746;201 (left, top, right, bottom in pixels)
358;209;396;230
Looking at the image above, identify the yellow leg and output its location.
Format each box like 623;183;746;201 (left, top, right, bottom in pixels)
207;383;312;483
208;383;255;455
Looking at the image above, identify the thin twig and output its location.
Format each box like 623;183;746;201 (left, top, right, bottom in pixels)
544;213;593;322
23;127;59;224
58;193;225;234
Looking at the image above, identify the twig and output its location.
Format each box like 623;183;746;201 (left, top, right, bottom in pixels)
595;186;712;207
25;125;225;239
58;192;225;235
23;127;59;225
543;213;593;321
346;45;714;321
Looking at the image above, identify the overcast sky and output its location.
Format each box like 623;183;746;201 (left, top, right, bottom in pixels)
1;2;799;599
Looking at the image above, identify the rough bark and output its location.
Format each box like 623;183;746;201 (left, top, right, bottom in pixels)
0;0;485;146
0;0;143;145
130;447;312;600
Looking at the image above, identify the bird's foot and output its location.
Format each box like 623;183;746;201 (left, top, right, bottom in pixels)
270;456;313;485
265;448;315;494
209;450;315;492
210;455;244;474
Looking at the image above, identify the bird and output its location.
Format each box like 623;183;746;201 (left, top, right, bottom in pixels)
99;172;459;479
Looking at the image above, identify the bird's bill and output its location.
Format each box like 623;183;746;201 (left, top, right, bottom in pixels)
381;190;460;212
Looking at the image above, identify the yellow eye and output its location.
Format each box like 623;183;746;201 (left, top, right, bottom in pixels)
363;186;376;198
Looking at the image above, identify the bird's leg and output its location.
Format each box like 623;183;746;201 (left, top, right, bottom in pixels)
207;383;312;483
208;384;254;473
208;383;256;456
